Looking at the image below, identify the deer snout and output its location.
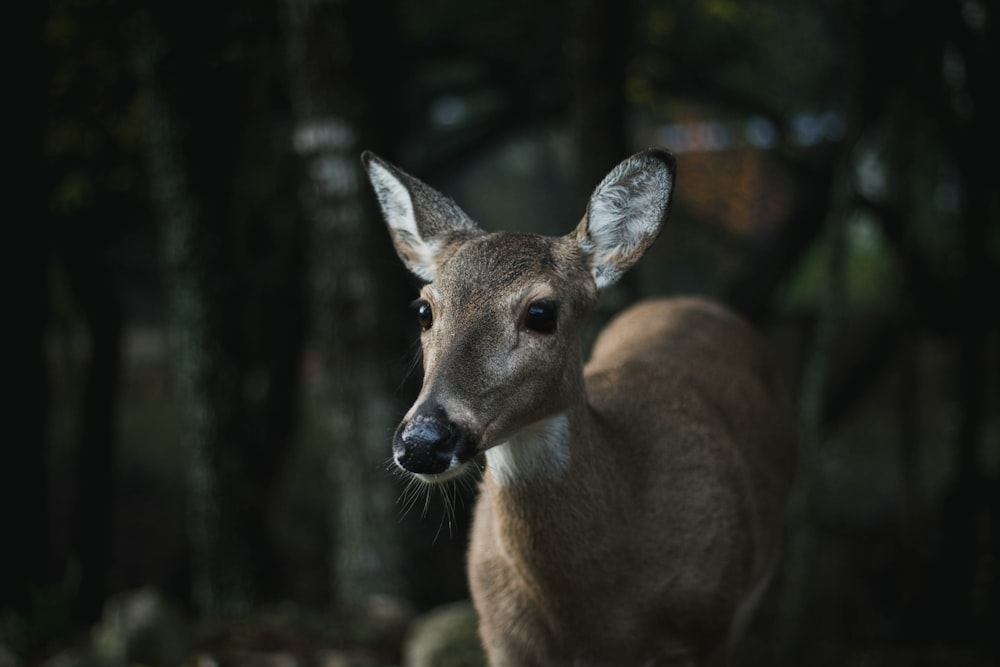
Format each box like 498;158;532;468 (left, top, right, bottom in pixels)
393;405;476;477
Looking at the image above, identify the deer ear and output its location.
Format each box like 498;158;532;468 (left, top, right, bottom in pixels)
362;151;482;282
573;148;676;290
362;152;428;279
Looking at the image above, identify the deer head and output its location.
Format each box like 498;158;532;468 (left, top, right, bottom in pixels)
362;149;675;482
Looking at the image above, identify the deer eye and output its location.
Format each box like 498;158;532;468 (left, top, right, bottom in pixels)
524;300;558;334
414;300;433;330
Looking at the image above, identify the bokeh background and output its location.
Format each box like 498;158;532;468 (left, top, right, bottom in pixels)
9;0;999;665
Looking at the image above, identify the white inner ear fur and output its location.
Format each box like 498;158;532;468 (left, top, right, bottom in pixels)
486;413;570;487
583;163;672;289
367;161;437;282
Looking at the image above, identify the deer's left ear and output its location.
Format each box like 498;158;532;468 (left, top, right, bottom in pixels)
362;151;483;283
573;148;676;290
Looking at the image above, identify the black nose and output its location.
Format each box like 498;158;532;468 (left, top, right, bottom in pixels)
393;405;470;475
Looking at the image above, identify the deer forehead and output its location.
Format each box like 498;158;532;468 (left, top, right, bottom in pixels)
431;232;593;308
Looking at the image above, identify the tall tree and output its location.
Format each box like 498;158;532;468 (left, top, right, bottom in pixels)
281;0;408;610
40;0;151;628
851;0;1000;647
565;0;636;307
133;0;303;616
4;0;53;626
566;0;630;202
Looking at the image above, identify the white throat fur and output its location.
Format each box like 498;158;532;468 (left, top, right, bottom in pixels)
485;413;570;487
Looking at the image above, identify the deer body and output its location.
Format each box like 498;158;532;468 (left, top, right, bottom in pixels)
363;149;796;666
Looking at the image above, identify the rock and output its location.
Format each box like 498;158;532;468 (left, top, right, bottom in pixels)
315;648;386;667
0;642;20;667
350;594;416;652
402;601;485;667
92;586;193;667
38;648;104;667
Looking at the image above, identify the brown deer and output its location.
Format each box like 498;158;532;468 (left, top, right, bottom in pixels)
362;148;797;666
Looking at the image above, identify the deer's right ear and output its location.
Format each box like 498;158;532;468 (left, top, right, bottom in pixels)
573;148;676;290
362;151;482;283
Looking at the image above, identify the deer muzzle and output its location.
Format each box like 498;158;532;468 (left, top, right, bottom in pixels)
393;403;476;477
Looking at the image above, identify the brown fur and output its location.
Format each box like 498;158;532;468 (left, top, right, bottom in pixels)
470;297;795;665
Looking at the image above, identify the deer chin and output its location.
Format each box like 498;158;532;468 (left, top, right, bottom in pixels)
410;459;478;485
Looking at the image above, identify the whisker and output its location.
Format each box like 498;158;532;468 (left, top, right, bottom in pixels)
390;458;483;542
421;481;435;519
394;338;424;395
456;474;475;512
396;473;429;522
432;482;454;543
443;483;456;540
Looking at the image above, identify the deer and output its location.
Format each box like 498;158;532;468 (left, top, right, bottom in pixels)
361;147;797;666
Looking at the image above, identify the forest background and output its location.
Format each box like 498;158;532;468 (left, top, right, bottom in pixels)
7;0;999;665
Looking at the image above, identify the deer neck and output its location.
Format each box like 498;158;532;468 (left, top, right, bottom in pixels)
479;392;614;629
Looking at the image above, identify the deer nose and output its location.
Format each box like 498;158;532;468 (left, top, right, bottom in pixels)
394;407;465;475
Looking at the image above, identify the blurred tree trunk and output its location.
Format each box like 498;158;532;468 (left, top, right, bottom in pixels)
2;0;52;621
566;0;630;197
936;0;998;643
62;245;122;626
133;0;302;616
566;0;634;304
281;0;405;609
39;0;143;627
850;0;999;645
